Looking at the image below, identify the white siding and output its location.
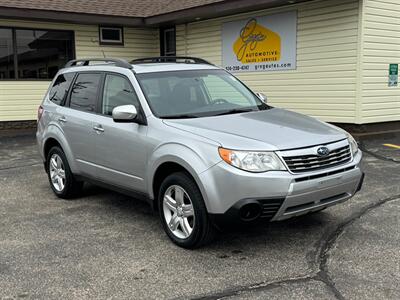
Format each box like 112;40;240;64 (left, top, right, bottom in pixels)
176;0;360;123
0;19;159;121
2;0;399;124
360;0;400;123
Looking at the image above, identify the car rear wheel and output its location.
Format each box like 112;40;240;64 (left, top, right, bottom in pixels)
158;172;215;248
46;146;83;199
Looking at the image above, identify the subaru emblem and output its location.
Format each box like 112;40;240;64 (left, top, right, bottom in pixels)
317;146;330;157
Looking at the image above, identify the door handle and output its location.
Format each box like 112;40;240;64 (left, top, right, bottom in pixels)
58;116;67;123
93;125;104;133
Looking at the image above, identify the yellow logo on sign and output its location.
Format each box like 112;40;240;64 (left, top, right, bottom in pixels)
233;18;281;64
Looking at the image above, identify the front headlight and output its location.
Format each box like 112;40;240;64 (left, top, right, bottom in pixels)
218;148;286;172
346;133;358;156
326;123;359;157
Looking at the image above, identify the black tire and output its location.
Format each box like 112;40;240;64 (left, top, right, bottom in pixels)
46;146;83;199
158;172;216;249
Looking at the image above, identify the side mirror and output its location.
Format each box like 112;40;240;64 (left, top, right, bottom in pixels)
112;105;137;122
256;92;267;103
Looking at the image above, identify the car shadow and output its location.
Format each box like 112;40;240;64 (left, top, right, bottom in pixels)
78;182;330;251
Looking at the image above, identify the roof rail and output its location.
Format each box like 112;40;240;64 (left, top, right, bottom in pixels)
131;56;213;65
65;58;132;69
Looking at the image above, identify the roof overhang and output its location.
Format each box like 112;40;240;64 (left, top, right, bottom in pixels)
0;6;144;26
0;0;316;27
145;0;313;26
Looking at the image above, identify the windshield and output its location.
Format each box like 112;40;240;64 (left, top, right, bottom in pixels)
136;69;269;118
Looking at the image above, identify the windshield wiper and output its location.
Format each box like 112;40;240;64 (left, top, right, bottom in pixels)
214;108;254;116
161;113;200;119
161;108;255;119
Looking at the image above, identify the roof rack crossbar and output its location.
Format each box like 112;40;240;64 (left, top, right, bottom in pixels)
131;56;213;65
65;58;132;69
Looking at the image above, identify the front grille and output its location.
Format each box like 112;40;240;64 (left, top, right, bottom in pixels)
294;166;355;182
283;145;351;173
258;198;285;220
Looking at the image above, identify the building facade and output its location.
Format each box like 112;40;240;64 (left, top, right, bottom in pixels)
0;0;399;125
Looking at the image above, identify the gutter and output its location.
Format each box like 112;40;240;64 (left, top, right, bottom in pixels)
0;7;145;27
0;0;321;27
145;0;313;26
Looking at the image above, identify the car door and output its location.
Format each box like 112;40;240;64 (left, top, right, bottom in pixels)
59;72;103;177
92;73;148;193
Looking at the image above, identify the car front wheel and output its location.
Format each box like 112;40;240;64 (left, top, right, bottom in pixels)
158;172;215;248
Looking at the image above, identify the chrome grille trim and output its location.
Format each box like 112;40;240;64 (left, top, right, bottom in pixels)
285;146;349;163
279;139;352;173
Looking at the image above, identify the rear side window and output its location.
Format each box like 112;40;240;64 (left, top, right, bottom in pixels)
49;73;75;105
70;73;102;112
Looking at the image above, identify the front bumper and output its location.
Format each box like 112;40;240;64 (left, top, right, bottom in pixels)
273;168;363;221
200;150;363;225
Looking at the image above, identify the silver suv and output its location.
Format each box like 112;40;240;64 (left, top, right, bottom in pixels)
37;57;364;248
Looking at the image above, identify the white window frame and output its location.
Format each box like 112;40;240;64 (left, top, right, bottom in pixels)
99;26;124;45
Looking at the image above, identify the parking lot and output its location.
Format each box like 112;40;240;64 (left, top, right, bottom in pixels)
0;130;399;300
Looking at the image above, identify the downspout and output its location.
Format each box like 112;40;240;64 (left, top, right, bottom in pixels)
355;0;365;124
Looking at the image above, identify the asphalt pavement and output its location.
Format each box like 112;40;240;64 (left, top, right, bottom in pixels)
0;131;399;300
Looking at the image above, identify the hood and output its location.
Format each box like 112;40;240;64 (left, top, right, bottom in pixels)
163;108;346;151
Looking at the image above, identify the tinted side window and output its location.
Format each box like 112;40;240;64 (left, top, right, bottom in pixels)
70;73;102;112
49;73;75;105
102;74;139;116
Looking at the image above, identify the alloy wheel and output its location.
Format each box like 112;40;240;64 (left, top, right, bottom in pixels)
49;154;66;192
163;185;195;239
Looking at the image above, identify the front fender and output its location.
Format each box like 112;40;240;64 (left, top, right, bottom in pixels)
147;142;220;211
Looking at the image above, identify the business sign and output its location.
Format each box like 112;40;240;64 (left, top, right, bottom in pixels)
388;64;398;87
222;11;297;73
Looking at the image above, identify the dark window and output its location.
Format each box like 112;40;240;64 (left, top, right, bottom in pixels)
16;29;74;79
0;28;14;79
99;27;123;45
160;27;176;56
70;73;101;112
102;74;139;116
0;27;74;80
49;72;75;105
